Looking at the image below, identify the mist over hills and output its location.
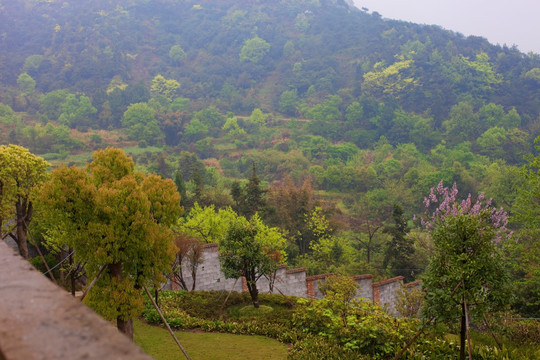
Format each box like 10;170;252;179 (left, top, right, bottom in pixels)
1;1;539;327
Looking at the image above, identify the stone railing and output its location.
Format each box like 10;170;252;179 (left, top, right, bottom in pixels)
0;241;152;360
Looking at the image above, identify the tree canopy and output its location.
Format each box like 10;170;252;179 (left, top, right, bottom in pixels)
0;145;49;258
36;147;182;338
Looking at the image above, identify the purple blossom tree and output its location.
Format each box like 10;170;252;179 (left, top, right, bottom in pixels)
421;181;513;360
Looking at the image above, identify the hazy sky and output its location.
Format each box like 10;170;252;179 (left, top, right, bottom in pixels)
353;0;540;54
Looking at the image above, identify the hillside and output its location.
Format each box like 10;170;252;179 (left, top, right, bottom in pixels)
0;0;539;321
1;0;539;120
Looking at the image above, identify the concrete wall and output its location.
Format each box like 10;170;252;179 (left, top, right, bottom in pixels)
0;241;153;360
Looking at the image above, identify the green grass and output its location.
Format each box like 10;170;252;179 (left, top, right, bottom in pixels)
133;319;288;360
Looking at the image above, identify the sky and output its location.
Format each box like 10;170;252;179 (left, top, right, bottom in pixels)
352;0;540;54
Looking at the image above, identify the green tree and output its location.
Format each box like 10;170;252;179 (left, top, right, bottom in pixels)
449;52;502;96
17;72;36;95
239;36;270;64
362;59;417;97
177;203;237;244
266;177;319;258
0;145;49;259
0;104;19;125
279;89;299;116
246;108;268;132
350;191;391;264
241;163;267;218
219;214;286;308
306;206;350;268
222;117;246;137
58;94;97;128
345;101;363;125
183;118;209;143
383;204;415;281
23;55;44;75
476;126;507;159
36;148;182;339
150;75;180;102
230;163;266;219
122;102;163;143
512;137;540;316
169;45;187;65
421;182;512;360
40;89;71;121
443;101;479;144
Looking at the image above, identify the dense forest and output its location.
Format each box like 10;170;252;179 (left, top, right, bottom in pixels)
1;0;539;352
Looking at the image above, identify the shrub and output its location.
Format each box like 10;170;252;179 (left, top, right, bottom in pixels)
288;335;366;360
293;296;418;358
504;319;540;345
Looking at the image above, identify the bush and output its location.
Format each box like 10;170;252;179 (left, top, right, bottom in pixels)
143;290;300;340
288;335;366;360
504;319;540;345
293;296;418;359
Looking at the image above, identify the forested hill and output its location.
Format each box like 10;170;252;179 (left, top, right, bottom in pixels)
1;0;539;123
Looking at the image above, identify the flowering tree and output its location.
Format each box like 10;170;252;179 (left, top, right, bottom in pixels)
421;182;512;360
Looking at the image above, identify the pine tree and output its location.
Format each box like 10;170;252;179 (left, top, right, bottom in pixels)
243;162;266;218
383;204;416;281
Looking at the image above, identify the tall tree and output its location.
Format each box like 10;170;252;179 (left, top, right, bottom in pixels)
36;148;182;339
219;214;286;308
383;203;416;281
511;137;540;316
231;163;267;219
0;145;49;259
350;191;391;264
266;177;319;257
421;182;512;360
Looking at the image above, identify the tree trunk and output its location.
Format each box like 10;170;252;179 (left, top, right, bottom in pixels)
15;199;33;259
246;273;259;308
70;249;75;296
190;266;197;291
460;300;466;360
15;202;29;259
117;317;134;339
249;285;259;308
109;261;133;340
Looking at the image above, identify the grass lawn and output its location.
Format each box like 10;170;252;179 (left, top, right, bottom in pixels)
133;319;288;360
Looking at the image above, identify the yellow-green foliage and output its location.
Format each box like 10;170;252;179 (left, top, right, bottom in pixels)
363;58;417;97
36;147;182;322
0;144;49;231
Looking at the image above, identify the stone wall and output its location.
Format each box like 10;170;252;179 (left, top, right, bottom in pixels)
170;243;416;315
353;274;374;301
372;276;405;315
